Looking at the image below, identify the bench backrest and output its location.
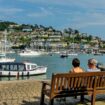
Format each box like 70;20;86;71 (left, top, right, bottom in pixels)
50;72;105;98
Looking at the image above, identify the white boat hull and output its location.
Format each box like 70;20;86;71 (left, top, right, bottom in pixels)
19;51;41;56
0;67;47;77
0;58;15;63
68;53;78;56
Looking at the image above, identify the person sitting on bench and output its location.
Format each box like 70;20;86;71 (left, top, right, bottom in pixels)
70;58;84;73
87;58;100;72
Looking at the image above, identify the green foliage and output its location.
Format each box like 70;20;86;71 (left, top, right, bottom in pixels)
0;21;16;31
19;36;31;45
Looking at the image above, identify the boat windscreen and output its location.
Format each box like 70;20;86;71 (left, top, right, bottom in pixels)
1;64;25;71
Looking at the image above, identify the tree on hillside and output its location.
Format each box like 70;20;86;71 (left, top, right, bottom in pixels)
74;29;79;34
88;35;93;41
68;28;73;37
63;28;73;37
34;24;39;29
0;21;17;31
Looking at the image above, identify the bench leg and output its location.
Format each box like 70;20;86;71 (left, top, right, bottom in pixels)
40;83;46;105
91;94;96;105
40;92;45;105
80;94;84;102
49;99;54;105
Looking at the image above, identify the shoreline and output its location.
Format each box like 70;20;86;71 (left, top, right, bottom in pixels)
0;78;50;83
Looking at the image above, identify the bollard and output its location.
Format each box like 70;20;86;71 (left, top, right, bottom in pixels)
0;72;2;81
21;72;24;80
27;72;29;79
8;72;11;81
16;72;19;80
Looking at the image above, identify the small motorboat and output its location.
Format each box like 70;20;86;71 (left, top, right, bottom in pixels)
60;51;68;58
0;61;47;77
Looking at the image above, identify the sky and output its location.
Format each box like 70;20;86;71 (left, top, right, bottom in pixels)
0;0;105;39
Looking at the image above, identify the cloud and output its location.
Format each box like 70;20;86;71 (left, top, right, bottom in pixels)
65;11;105;29
18;0;105;18
18;0;71;5
0;8;23;15
18;0;105;7
16;0;105;29
28;7;53;18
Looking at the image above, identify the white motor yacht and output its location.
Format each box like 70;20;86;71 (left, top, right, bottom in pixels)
0;61;47;76
18;49;41;56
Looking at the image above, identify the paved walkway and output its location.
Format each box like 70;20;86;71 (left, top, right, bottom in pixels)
0;80;42;105
0;79;105;105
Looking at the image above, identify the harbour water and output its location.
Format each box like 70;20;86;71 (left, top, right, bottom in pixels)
2;53;105;81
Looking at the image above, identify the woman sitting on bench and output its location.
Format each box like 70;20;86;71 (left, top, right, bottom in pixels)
70;58;84;73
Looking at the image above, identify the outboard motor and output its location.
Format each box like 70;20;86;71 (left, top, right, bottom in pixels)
97;63;105;71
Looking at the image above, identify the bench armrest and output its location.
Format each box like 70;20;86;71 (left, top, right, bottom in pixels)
41;81;51;86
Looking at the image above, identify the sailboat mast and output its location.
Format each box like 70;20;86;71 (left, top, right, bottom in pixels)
4;29;7;58
73;34;74;52
72;32;74;52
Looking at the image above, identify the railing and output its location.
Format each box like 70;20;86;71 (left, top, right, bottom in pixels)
0;71;30;81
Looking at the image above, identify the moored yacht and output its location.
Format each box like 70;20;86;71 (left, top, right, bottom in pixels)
68;52;78;56
0;30;15;62
0;55;15;63
60;51;68;58
0;61;47;76
18;49;41;56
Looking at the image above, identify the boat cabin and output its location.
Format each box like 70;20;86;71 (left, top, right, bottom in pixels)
0;62;26;71
0;62;38;71
23;62;37;71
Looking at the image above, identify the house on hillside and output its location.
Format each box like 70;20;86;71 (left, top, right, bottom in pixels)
22;27;32;32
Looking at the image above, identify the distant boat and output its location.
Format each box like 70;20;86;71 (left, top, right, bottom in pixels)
18;49;41;56
60;51;68;58
94;52;103;56
68;52;78;56
60;51;78;57
0;56;15;63
0;61;47;77
0;30;15;62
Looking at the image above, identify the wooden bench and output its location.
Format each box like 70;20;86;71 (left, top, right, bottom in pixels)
40;71;105;105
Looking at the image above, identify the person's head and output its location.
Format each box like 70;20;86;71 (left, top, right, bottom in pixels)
88;58;98;69
72;58;80;67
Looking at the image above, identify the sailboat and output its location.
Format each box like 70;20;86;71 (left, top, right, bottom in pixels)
0;30;15;62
